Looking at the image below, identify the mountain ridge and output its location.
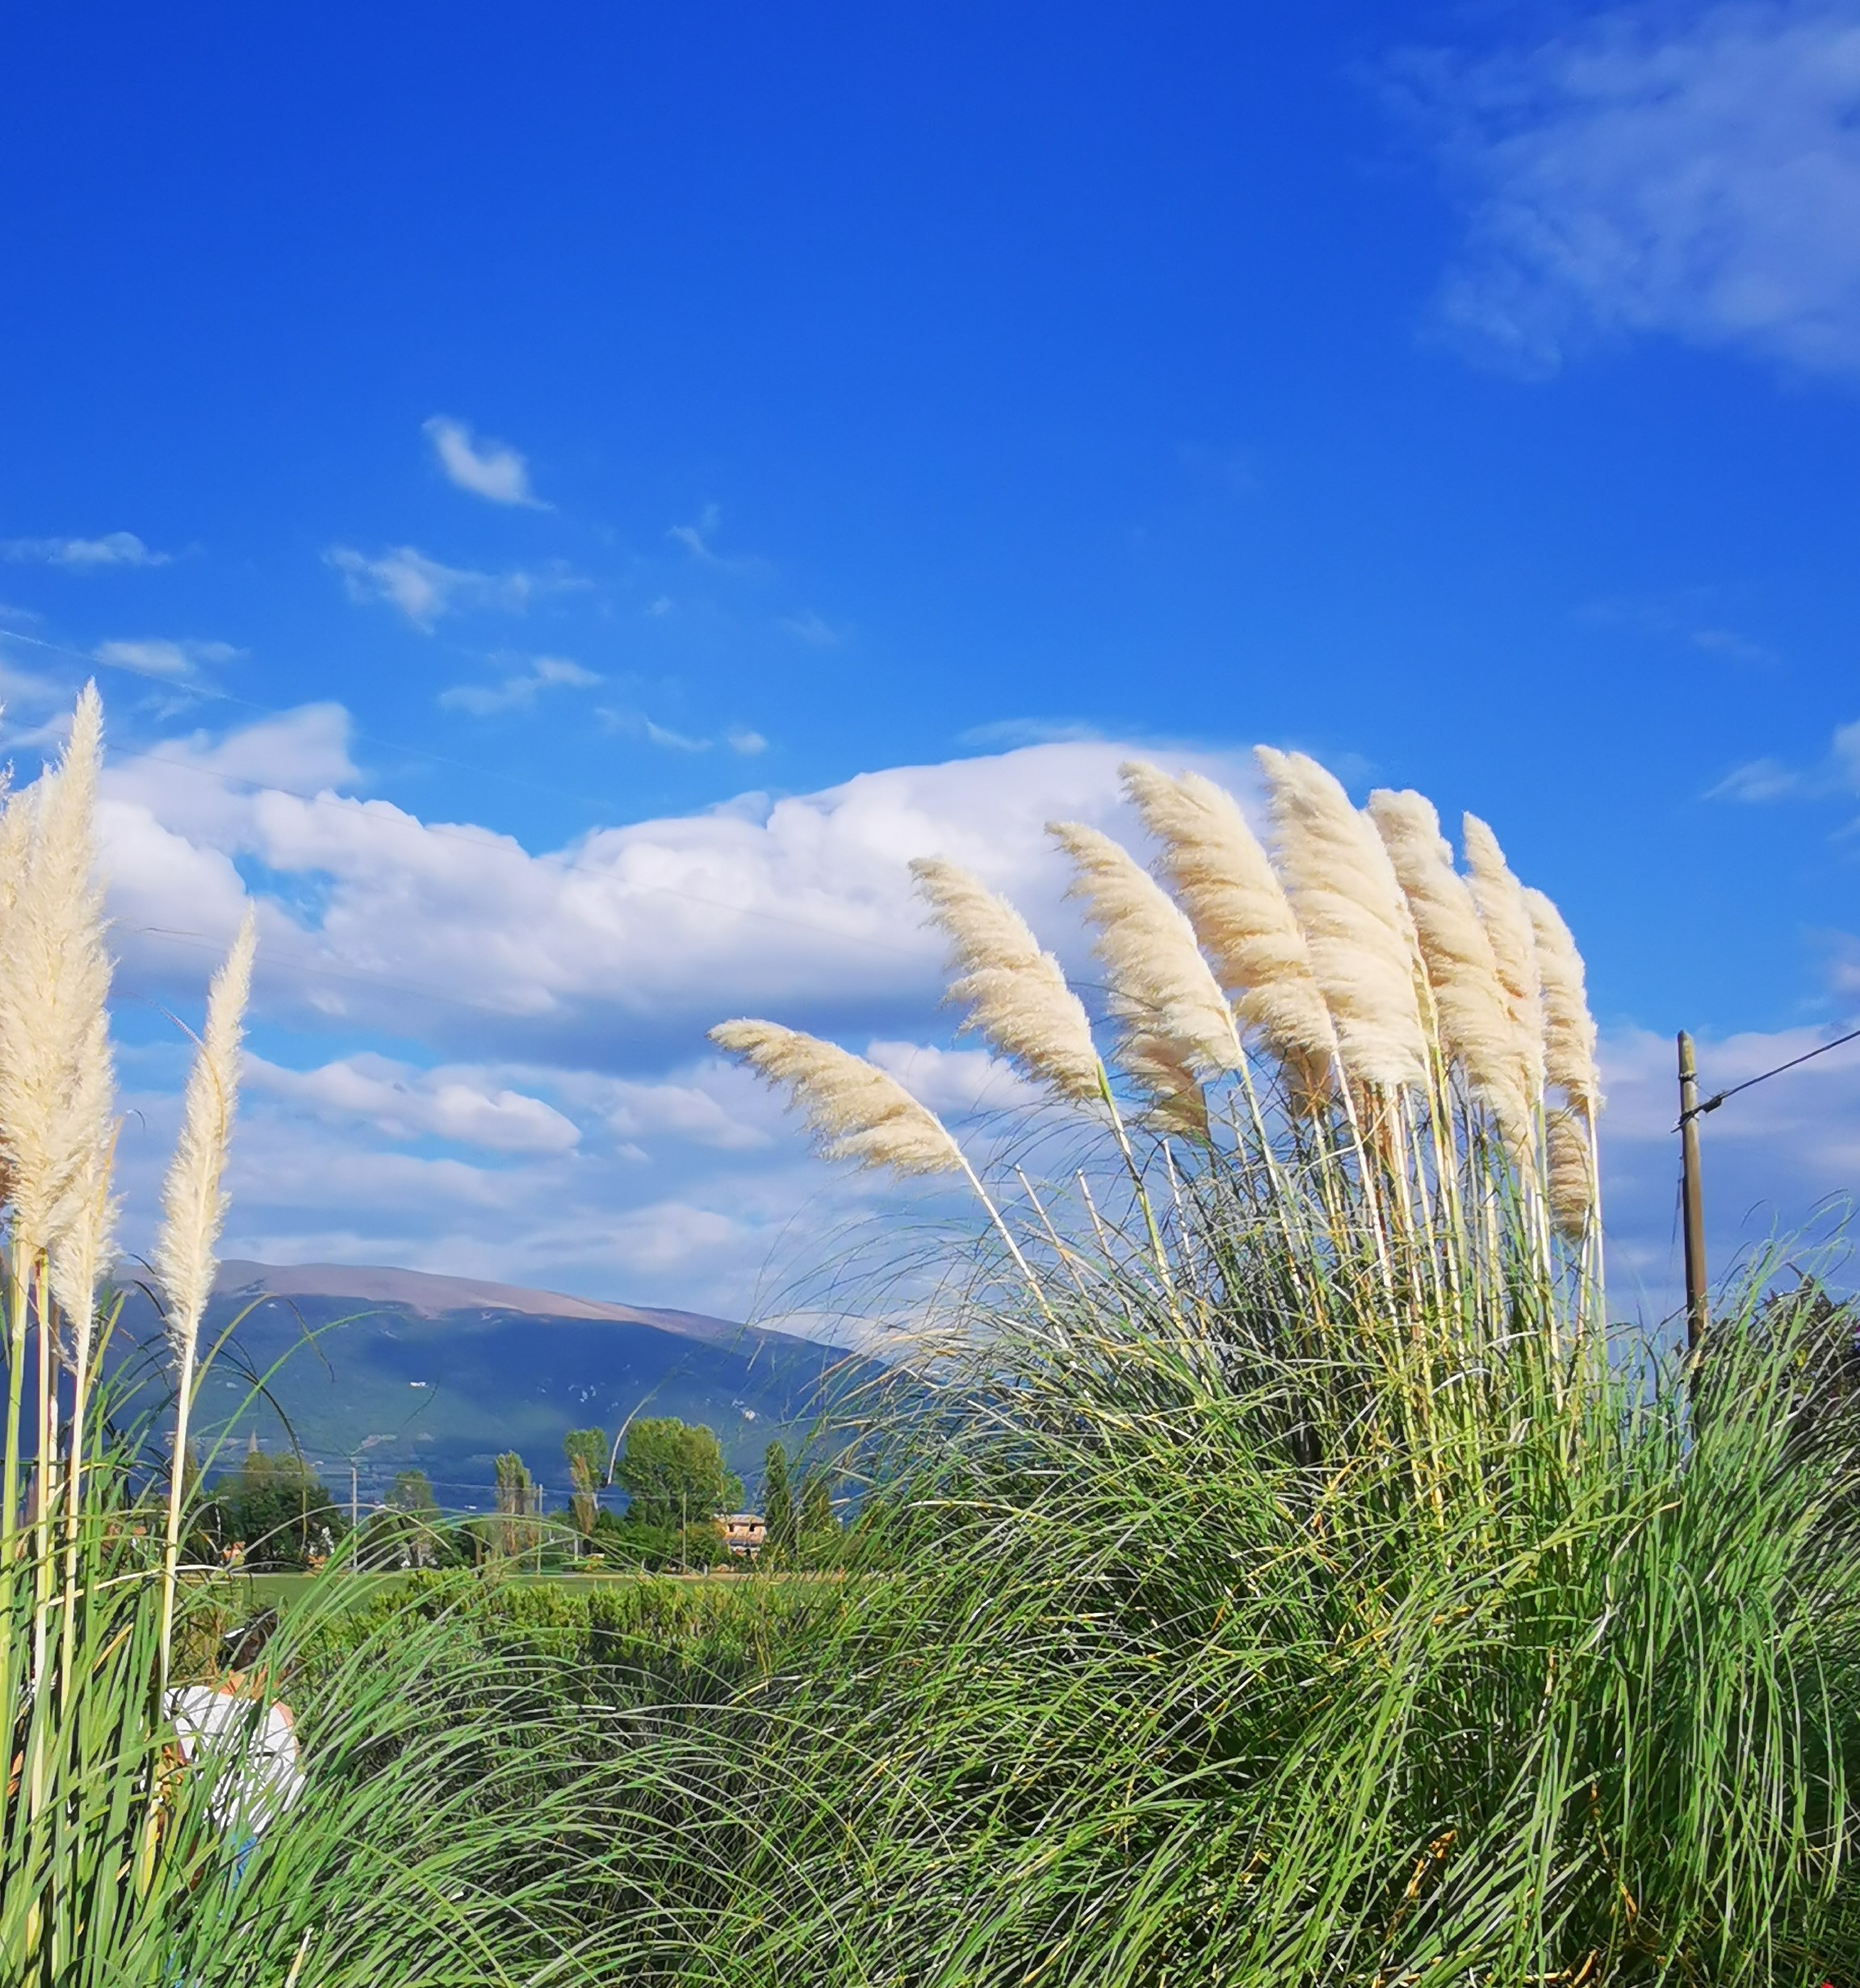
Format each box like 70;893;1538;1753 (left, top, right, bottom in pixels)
212;1258;776;1350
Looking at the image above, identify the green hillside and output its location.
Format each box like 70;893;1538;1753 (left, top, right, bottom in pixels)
111;1263;875;1513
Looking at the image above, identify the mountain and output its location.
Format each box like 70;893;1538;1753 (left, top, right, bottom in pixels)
113;1261;874;1515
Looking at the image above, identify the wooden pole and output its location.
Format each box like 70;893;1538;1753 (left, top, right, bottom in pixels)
1678;1030;1708;1353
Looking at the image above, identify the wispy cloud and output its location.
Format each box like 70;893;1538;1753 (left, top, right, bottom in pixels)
326;544;575;630
423;415;547;508
595;711;769;755
2;531;170;569
1711;718;1860;803
93;637;238;681
781;610;847;647
1577;590;1779;668
667;504;769;576
1406;2;1860;379
959;717;1105;749
440;654;601;717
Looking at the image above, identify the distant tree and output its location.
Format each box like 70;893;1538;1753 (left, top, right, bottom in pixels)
590;1505;678;1571
209;1452;350;1571
612;1419;743;1533
801;1473;836;1544
388;1468;439;1515
563;1428;608;1538
493;1450;542;1563
761;1440;795;1564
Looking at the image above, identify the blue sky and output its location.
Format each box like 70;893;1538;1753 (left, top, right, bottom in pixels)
2;2;1858;1327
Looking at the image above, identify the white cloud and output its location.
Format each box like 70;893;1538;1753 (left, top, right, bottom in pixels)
325;545;561;630
865;1040;1041;1115
423;415;546;508
81;697;1860;1334
2;532;170;568
93;637;238;680
245;1053;580;1153
97;713;1217;1053
667;504;768;576
781;611;846;647
727;728;768;757
1414;2;1860;378
643;720;710;752
1710;715;1860;801
439;654;600;717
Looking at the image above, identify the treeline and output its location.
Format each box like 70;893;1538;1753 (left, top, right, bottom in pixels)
197;1419;844;1573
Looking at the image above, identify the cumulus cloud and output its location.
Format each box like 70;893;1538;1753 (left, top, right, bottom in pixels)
94;706;1853;1338
98;719;1200;1058
1411;1;1860;378
423;415;546;507
2;531;170;568
439;654;600;716
245;1053;581;1153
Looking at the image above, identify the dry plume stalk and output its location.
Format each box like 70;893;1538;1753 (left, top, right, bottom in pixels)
710;1019;964;1175
1546;1107;1594;1245
155;909;257;1693
1121;761;1337;1096
1462;815;1546;1103
1368;788;1531;1149
1047;820;1241;1121
1524;885;1601;1112
0;687;112;1262
909;858;1100;1104
1255;748;1427;1092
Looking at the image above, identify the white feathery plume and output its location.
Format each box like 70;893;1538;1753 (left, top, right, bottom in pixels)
908;858;1100;1104
0;684;112;1261
1046;821;1242;1118
47;1022;118;1374
1546;1107;1594;1245
1461;814;1546;1103
157;907;258;1690
1254;748;1428;1092
1523;885;1602;1112
1116;1029;1209;1138
1119;762;1338;1087
154;909;258;1369
1368;787;1532;1145
710;1019;965;1177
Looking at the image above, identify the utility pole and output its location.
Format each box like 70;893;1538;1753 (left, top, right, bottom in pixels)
1678;1030;1709;1354
350;1463;358;1531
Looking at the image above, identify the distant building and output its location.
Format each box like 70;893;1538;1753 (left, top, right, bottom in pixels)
719;1512;765;1558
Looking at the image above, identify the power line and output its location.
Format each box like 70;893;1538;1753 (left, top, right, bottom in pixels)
1677;1024;1860;1127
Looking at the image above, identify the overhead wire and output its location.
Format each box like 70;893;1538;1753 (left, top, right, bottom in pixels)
1678;1024;1860;1126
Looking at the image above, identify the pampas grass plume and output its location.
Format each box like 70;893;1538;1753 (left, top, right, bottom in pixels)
1523;885;1602;1111
1120;761;1337;1082
1255;747;1427;1092
1462;814;1546;1100
1047;821;1241;1111
909;858;1100;1104
1546;1107;1594;1244
0;684;112;1258
154;908;257;1369
1368;787;1531;1144
711;1019;965;1177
